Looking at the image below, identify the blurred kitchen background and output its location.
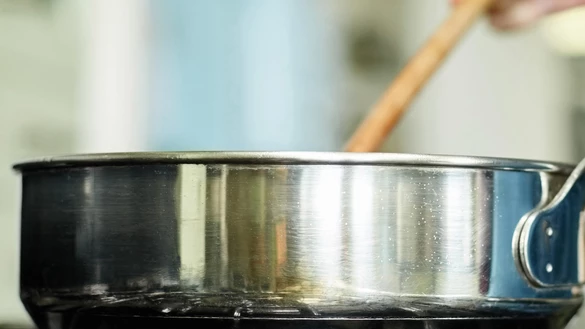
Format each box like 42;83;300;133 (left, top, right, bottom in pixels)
1;0;585;327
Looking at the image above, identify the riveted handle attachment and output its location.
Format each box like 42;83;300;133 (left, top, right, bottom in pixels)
515;158;585;288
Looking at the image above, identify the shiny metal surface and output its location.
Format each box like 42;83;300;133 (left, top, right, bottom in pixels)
13;151;576;171
13;152;585;322
516;158;585;288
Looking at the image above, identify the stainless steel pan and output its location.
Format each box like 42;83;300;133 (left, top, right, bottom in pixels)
13;152;585;327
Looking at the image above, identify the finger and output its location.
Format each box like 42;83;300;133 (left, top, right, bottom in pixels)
489;0;585;30
489;1;548;30
547;0;585;14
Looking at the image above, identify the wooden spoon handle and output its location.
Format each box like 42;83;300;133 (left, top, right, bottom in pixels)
344;0;494;152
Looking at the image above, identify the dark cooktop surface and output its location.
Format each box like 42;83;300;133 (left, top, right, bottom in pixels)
23;313;575;329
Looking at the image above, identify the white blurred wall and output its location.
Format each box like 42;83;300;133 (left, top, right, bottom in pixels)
0;1;79;324
77;0;149;153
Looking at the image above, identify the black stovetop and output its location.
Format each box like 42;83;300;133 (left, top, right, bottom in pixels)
24;314;575;329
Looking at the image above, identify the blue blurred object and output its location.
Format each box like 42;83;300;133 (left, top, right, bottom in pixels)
148;0;340;151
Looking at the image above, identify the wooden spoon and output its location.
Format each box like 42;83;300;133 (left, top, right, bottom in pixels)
344;0;494;152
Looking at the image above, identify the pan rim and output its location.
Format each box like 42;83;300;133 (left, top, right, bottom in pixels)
12;151;575;173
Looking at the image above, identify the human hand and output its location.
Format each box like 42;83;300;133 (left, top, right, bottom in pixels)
451;0;585;30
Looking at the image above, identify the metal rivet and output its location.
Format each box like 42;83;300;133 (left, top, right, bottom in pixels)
546;227;553;237
546;263;553;273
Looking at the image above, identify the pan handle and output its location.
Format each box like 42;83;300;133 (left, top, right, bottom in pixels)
515;158;585;288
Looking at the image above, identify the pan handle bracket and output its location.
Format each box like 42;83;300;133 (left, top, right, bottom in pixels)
515;158;585;288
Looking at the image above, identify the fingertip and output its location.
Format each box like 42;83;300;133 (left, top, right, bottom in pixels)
489;13;511;29
488;16;521;32
487;3;547;32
